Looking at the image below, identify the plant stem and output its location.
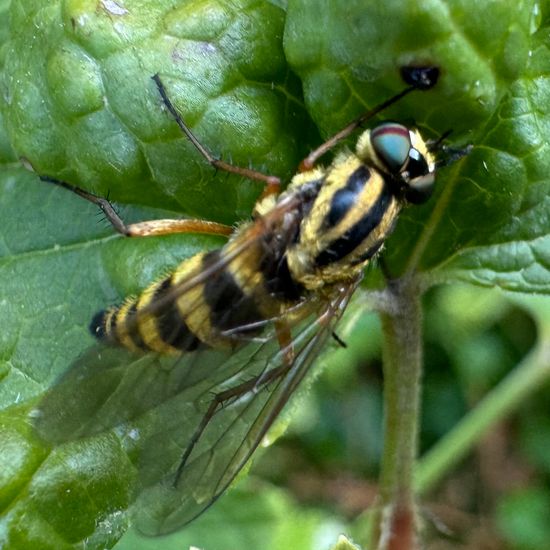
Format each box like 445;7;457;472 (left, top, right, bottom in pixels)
414;337;550;495
372;277;423;550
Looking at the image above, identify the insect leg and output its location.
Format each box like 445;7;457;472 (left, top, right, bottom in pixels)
298;86;417;172
298;66;441;172
40;175;131;235
152;75;281;199
40;175;233;237
119;218;233;237
275;321;295;367
173;362;291;487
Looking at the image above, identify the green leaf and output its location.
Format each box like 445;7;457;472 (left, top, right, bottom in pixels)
1;0;549;548
114;483;344;550
285;0;530;135
420;62;550;292
390;10;550;292
286;0;549;294
0;0;16;164
1;0;310;223
0;168;226;548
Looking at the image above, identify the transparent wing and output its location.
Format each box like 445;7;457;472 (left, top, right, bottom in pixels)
34;192;359;535
132;283;356;535
35;194;307;443
34;345;250;442
34;282;357;536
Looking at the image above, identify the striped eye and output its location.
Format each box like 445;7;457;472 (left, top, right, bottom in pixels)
371;123;412;173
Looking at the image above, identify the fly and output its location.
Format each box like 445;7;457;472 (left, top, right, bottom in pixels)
35;65;456;535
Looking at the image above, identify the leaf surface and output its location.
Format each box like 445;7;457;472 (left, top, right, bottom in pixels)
0;1;548;548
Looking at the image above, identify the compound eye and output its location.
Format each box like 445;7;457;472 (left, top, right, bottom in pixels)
406;148;429;179
371;123;412;173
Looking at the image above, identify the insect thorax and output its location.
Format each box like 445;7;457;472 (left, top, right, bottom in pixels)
285;124;436;290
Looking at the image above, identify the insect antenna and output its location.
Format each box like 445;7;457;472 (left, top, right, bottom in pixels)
429;129;473;170
152;74;281;191
299;66;440;171
427;129;454;152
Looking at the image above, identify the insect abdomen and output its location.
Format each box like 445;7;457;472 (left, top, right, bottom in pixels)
90;256;206;354
90;235;295;354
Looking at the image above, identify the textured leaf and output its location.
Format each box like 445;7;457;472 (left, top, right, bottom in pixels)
285;0;549;294
1;0;310;223
285;0;531;136
0;0;548;549
413;33;550;292
0;169;226;548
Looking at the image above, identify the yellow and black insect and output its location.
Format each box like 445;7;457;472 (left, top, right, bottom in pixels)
36;66;447;535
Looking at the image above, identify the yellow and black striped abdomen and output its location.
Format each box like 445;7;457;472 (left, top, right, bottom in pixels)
92;251;208;355
91;223;307;355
